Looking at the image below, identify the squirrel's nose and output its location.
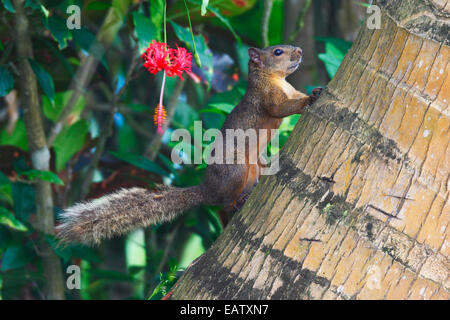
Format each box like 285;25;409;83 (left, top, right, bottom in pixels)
296;48;303;56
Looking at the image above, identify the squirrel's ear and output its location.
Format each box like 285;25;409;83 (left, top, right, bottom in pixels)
248;48;262;66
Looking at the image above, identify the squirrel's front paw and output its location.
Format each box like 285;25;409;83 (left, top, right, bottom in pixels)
308;87;323;105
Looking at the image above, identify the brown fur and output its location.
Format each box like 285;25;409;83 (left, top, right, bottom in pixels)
57;186;206;245
57;45;322;246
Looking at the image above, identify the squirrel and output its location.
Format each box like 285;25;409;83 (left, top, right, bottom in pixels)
57;45;323;246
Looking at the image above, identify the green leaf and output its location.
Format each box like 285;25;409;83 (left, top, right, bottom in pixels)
168;0;257;19
201;0;209;15
157;153;180;181
72;27;95;50
0;245;34;271
179;233;205;269
53;120;89;172
235;42;250;76
208;103;235;114
0;66;14;97
42;38;74;76
227;0;281;46
85;1;112;11
0;172;11;204
148;265;179;300
200;108;225;115
109;151;170;177
316;37;351;78
355;1;371;8
11;183;35;221
70;245;101;263
205;206;223;235
171;21;213;84
0;171;10;185
150;0;165;30
173;101;199;128
127;103;151;112
132;11;158;54
45;235;72;262
316;37;352;55
0;119;28;151
279;114;300;132
0;207;28;232
149;0;163;39
182;0;201;66
318;53;341;78
42;90;85;123
20;170;64;185
24;0;39;10
28;59;55;104
208;81;245;105
2;0;15;13
72;28;107;69
0;228;10;253
208;6;240;42
45;15;72;49
188;0;241;43
117;121;138;154
38;2;49;17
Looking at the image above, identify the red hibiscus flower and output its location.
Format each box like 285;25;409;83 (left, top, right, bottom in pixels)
141;41;170;75
141;41;193;134
166;46;192;80
141;41;192;80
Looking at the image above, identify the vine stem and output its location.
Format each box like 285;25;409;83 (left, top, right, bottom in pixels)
183;0;201;67
262;0;274;47
164;0;167;43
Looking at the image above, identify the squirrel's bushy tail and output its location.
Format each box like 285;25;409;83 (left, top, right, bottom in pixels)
57;186;205;246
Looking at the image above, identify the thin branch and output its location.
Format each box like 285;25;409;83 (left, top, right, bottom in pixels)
288;0;312;43
79;46;140;200
145;221;181;298
122;112;154;140
155;222;181;278
47;54;98;147
88;103;152;119
46;2;132;147
262;0;274;47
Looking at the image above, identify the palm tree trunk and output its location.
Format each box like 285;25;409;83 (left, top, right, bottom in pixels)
170;0;449;300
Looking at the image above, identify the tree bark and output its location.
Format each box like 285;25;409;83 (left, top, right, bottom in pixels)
170;0;449;300
13;0;65;299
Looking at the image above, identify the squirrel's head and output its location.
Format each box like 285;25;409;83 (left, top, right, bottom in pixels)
248;45;303;77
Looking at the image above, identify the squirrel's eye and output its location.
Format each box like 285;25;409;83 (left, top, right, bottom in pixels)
274;49;284;56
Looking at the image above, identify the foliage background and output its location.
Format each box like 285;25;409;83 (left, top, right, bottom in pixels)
0;0;366;299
